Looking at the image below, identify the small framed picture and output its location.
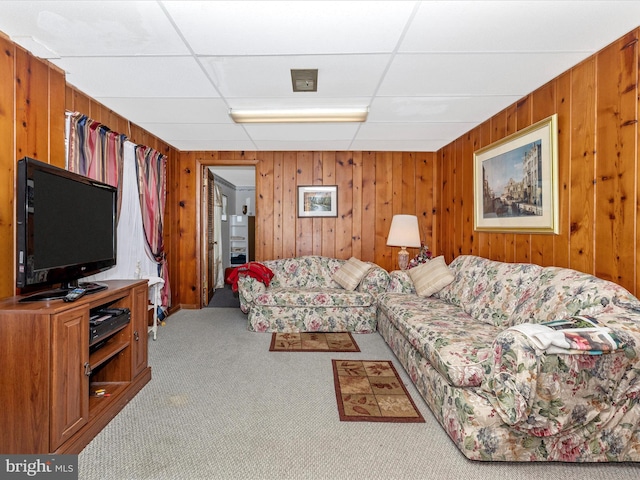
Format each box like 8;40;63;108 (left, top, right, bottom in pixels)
297;185;338;218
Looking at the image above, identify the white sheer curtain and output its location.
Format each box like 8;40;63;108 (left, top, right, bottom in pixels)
84;141;157;282
214;184;224;289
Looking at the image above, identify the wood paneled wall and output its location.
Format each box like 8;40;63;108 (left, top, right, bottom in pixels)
174;151;437;307
436;29;640;296
0;37;66;299
0;32;181;303
2;27;640;305
64;87;181;311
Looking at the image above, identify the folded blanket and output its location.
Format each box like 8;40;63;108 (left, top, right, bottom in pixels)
509;315;624;355
227;262;275;293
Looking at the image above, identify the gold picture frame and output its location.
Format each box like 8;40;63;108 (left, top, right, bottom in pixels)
473;114;559;234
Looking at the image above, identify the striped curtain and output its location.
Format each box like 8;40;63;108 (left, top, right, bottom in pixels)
135;145;171;310
67;112;125;219
67;112;125;188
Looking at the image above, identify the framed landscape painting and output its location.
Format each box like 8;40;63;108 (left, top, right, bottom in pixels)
473;114;559;234
297;185;338;217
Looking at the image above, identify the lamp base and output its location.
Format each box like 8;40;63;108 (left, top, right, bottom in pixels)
397;248;409;271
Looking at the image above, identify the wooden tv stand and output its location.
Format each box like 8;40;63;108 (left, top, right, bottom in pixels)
0;280;151;454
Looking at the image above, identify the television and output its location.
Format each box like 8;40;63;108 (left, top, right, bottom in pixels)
16;157;117;301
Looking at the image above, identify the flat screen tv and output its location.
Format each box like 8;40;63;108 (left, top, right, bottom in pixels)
16;157;117;301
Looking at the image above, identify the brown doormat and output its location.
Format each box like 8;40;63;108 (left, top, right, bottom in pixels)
269;332;360;352
332;359;425;423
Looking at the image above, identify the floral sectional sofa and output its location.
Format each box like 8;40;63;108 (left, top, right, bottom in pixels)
378;255;640;462
238;256;390;333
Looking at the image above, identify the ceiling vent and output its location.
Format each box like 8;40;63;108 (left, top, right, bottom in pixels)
291;69;318;92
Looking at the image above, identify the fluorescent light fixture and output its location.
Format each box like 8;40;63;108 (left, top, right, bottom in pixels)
229;107;368;123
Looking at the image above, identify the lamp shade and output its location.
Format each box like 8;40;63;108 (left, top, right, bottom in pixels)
386;215;421;248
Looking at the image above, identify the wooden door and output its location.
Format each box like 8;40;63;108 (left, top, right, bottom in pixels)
132;284;149;376
202;168;216;306
50;306;89;451
0;311;50;453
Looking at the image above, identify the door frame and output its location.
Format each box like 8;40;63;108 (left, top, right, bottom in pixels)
196;159;258;308
201;168;216;306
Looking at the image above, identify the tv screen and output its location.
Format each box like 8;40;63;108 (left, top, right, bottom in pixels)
16;157;117;301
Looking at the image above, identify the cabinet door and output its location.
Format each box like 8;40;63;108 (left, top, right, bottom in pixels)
50;306;89;451
132;284;149;377
0;313;50;453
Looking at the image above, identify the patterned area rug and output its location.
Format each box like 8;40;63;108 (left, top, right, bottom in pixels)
269;332;360;352
332;360;425;422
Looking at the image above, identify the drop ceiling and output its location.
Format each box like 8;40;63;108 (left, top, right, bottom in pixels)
1;1;639;152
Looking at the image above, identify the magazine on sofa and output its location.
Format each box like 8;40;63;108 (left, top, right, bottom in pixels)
510;315;624;355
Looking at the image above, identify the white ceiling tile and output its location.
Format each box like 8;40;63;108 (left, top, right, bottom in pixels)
53;56;219;98
350;139;447;152
0;1;637;152
95;98;230;124
379;52;589;96
243;123;360;141
402;1;640;53
138;123;252;142
228;97;372;110
357;123;477;141
164;1;416;55
165;140;259;151
253;140;355;151
199;55;390;98
369;96;523;123
0;1;189;56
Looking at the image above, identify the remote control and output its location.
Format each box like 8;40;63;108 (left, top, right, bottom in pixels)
63;287;87;302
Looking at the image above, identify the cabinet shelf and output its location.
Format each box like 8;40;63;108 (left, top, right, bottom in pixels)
229;215;249;265
0;279;151;454
89;329;130;370
88;381;128;421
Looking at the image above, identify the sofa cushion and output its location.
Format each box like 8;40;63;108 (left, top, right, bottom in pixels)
386;270;416;294
510;266;632;326
408;256;455;297
266;256;344;289
378;293;497;387
465;259;542;328
254;287;376;308
482;327;637;437
434;255;476;306
435;256;542;328
332;257;372;290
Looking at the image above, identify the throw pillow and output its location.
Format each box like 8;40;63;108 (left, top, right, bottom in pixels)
332;257;372;291
408;256;455;297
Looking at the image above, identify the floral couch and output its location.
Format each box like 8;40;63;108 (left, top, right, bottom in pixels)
377;254;640;462
238;256;390;333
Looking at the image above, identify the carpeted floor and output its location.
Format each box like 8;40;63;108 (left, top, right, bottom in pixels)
77;308;640;479
206;284;240;308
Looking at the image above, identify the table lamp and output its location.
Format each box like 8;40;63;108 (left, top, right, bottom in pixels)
386;214;421;270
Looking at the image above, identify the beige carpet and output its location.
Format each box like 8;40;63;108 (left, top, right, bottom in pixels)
78;309;640;479
332;359;425;423
269;332;360;352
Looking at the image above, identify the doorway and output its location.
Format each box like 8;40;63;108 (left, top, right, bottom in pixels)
201;169;222;306
200;164;256;307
